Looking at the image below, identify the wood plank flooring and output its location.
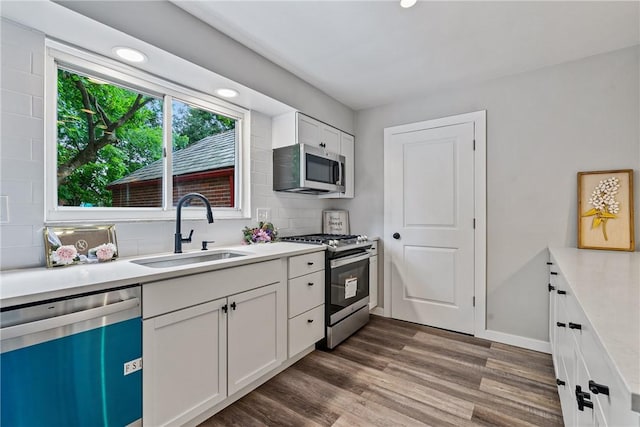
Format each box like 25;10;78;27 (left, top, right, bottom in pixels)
200;316;563;427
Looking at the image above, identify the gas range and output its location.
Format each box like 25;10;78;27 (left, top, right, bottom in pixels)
280;233;371;252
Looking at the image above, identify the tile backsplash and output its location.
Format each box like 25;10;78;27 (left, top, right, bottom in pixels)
0;19;337;270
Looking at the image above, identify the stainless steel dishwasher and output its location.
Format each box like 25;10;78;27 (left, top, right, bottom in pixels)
1;285;142;427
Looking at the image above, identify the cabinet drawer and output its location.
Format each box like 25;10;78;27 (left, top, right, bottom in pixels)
289;270;325;318
289;251;325;278
288;305;324;357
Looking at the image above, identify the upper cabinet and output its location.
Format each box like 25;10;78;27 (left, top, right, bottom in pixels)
272;112;355;199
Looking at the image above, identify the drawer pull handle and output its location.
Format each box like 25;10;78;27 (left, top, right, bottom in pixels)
568;322;582;330
557;290;567;295
589;380;610;396
556;322;566;328
548;284;555;292
308;282;314;286
307;262;314;266
556;379;566;386
307;319;314;323
575;385;593;411
550;271;558;275
546;262;553;265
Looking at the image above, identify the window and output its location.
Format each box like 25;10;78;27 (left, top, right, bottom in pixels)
46;41;250;222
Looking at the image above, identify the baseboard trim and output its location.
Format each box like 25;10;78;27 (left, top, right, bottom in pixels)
477;329;551;354
370;306;384;316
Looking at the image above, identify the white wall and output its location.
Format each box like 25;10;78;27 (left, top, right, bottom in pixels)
54;0;355;134
0;19;340;270
339;46;640;342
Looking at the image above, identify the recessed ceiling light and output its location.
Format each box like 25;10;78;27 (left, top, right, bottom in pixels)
400;0;417;8
216;88;239;98
113;47;147;63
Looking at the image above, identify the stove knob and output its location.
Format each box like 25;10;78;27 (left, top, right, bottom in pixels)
329;240;337;246
363;235;368;241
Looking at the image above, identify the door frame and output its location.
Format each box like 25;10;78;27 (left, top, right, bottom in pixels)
383;110;487;336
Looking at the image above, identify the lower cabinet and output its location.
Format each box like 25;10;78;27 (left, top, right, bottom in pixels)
143;282;286;427
143;299;227;427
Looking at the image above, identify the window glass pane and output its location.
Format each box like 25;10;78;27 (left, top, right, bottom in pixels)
171;100;237;208
56;68;163;207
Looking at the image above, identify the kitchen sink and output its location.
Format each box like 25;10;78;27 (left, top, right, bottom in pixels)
131;250;248;268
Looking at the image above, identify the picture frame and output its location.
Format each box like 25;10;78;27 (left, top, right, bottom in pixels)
44;225;118;267
578;169;634;251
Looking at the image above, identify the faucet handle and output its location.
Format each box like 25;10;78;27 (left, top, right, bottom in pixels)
201;240;215;250
182;229;194;243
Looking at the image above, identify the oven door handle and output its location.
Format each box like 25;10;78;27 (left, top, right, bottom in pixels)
330;252;370;268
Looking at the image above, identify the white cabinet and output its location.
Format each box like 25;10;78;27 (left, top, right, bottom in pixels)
548;250;640;427
273;111;354;199
143;299;227;427
227;283;286;395
142;261;285;427
368;241;378;309
287;251;325;357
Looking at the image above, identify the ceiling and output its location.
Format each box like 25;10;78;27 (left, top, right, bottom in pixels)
173;1;640;111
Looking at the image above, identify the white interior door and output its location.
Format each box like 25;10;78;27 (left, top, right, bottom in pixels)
385;121;476;334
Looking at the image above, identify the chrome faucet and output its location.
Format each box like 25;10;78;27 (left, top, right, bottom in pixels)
175;193;214;253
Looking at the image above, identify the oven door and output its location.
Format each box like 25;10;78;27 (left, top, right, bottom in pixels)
328;252;370;325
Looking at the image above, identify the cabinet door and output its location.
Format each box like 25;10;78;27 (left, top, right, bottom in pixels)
369;255;378;309
321;125;340;153
227;282;286;395
297;114;322;146
143;299;227;427
340;132;354;198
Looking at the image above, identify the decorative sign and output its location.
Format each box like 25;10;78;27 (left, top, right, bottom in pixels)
323;210;350;234
578;169;634;251
44;225;118;267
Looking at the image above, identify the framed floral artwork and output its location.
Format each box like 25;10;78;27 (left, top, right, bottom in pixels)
578;169;634;251
44;225;118;267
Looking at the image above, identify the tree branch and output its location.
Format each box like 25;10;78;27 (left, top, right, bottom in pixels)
57;86;155;186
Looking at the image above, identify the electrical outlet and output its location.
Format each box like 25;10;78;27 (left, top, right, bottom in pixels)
256;208;271;222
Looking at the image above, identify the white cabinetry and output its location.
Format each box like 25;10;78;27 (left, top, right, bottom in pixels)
273;111;354;199
142;260;285;427
287;252;325;357
548;249;640;427
368;241;378;309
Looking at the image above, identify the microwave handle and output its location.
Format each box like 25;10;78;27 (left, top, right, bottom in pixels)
337;160;343;186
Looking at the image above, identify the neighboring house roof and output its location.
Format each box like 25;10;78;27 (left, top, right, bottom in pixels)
109;129;235;186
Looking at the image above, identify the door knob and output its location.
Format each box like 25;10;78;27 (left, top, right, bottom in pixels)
393;232;400;240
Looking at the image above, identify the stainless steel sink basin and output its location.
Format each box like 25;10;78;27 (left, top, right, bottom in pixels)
131;250;247;268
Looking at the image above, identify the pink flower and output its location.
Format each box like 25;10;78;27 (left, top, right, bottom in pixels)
95;243;117;261
51;245;77;265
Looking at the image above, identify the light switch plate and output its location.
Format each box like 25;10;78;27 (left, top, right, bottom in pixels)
256;208;271;222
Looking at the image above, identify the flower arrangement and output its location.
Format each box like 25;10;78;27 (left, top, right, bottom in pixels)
50;245;79;266
90;243;118;262
242;222;278;244
582;176;620;241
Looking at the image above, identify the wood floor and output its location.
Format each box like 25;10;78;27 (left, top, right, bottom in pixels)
200;315;563;427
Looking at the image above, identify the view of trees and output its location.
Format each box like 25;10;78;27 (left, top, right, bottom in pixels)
56;69;235;207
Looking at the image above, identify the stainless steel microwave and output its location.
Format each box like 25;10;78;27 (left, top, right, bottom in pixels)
273;144;345;194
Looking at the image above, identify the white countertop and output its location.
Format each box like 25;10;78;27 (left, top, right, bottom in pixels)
549;247;640;404
0;242;324;308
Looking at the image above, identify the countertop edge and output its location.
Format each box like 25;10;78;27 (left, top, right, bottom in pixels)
1;243;325;308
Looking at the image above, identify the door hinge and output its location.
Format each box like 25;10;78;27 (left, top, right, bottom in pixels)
473;296;476;307
473;139;476;150
473;218;476;229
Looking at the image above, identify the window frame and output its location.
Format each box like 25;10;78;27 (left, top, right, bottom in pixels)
45;40;251;223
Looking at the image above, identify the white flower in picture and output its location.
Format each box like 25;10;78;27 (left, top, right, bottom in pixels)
582;176;620;241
